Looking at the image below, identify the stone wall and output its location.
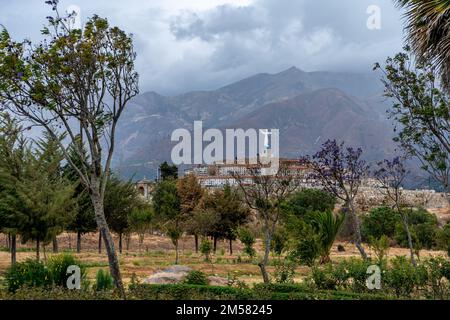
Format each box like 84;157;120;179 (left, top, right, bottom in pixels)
355;187;449;212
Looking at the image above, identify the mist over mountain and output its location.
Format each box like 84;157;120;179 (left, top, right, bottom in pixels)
113;67;400;181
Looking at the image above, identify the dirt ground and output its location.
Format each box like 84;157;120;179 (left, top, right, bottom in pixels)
0;232;447;286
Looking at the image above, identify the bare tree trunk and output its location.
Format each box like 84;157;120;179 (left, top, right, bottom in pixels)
10;233;16;265
119;233;123;254
194;234;199;253
213;236;217;254
77;231;82;253
401;214;417;267
349;202;368;260
52;236;58;253
36;238;40;261
126;234;131;251
6;233;10;250
98;231;102;254
229;238;233;255
175;239;179;265
92;192;125;298
259;227;271;284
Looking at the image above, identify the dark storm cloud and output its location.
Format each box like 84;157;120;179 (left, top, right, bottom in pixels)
0;0;404;95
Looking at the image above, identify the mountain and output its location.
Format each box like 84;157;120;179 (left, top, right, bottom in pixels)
113;67;397;179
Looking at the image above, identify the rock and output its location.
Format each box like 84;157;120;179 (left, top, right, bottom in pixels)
207;276;229;287
143;265;192;284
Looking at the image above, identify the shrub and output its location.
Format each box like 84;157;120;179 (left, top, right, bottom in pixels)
368;235;390;266
273;259;296;284
289;223;321;267
183;270;209;286
5;259;53;293
361;207;400;240
383;256;427;297
424;257;450;299
238;228;256;259
47;253;85;288
436;223;450;251
283;189;336;218
200;239;212;262
394;208;439;250
94;269;114;292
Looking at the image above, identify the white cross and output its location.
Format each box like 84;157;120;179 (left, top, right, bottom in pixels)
260;129;272;149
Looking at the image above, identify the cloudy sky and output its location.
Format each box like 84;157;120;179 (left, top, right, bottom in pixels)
0;0;405;95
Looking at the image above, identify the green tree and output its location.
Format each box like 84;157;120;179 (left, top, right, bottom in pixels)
128;204;154;249
375;50;449;194
0;1;139;295
0;113;29;265
283;189;336;218
63;138;97;253
160;162;178;181
153;179;182;264
15;134;76;260
177;174;204;252
104;175;141;254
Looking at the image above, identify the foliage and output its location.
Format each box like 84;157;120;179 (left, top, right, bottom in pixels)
283;189;336;218
289;223;322;267
302;139;369;259
368;235;390;265
394;208;439;249
361;207;400;240
273;259;296;284
200;238;213;262
375;49;449;192
183;270;209;286
384;256;428;297
47;253;85;288
393;0;450;89
4;259;53;292
160;162;178;181
237;228;256;259
94;269;114;292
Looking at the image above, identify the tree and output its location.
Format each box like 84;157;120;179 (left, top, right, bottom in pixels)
104;175;140;254
394;0;450;88
153;179;182;264
374;157;417;266
128;204;153;249
308;211;344;263
198;185;250;255
375;50;449;194
283;189;336;218
232;164;299;283
63;138;97;254
177;174;204;252
15;134;75;260
0;1;139;296
302;139;369;259
0;113;29;265
160;162;178;181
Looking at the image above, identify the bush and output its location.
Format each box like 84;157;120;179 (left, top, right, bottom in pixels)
361;207;400;240
238;228;256;259
47;253;85;288
368;235;390;265
5;259;53;293
424;257;450;299
289;223;321;267
383;256;427;297
436;223;450;252
200;239;212;262
183;270;209;286
394;208;439;250
283;189;336;218
94;269;114;292
273;259;296;284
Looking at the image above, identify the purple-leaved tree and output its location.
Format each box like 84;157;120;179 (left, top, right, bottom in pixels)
302;140;369;259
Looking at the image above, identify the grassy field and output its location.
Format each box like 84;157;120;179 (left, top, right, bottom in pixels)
0;232;447;286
